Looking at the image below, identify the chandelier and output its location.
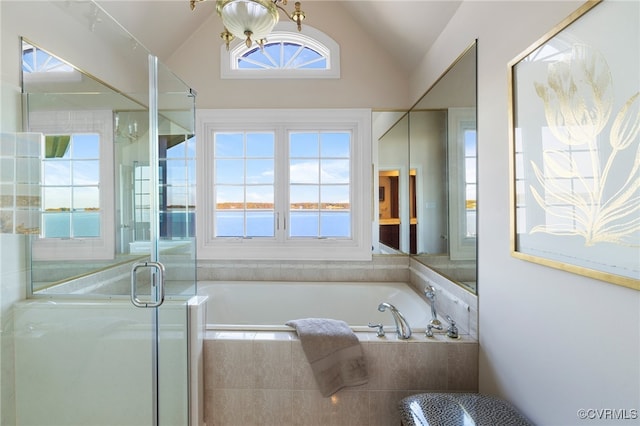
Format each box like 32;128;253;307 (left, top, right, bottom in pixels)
190;0;305;50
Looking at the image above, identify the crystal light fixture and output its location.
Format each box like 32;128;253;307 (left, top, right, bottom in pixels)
190;0;305;50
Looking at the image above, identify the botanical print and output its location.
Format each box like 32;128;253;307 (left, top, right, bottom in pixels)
532;43;639;247
511;0;640;287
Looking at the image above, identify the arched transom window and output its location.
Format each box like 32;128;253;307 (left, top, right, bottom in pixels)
221;23;340;79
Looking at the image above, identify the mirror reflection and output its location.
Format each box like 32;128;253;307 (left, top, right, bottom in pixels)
377;113;409;253
22;40;196;294
376;42;477;294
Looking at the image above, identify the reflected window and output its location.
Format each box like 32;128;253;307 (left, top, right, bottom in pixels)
447;107;476;261
41;134;101;238
29;110;114;261
133;136;197;241
464;129;477;238
22;42;74;73
160;135;196;238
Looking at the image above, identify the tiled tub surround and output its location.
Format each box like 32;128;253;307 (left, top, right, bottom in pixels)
204;331;478;426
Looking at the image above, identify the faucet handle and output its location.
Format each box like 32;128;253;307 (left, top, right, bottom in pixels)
426;324;435;338
446;315;459;339
368;322;385;337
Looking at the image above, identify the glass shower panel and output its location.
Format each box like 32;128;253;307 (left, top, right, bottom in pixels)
156;61;197;297
155;59;197;423
15;1;195;424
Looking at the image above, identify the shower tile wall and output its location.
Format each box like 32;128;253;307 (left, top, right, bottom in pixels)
204;332;478;426
0;133;41;235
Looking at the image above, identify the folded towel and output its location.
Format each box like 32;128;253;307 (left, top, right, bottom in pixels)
286;318;368;397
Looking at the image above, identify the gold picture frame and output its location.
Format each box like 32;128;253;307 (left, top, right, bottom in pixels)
508;0;639;290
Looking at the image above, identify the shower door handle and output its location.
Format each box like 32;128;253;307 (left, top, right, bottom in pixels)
131;261;165;308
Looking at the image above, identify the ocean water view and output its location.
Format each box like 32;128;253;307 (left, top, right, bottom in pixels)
215;211;350;238
42;211;348;239
42;212;100;238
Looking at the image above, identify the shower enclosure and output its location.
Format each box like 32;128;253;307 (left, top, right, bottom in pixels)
9;2;198;425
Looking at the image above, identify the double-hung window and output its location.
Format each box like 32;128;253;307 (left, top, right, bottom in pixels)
29;110;114;260
197;109;371;260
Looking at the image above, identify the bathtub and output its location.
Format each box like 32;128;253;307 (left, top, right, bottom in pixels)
200;281;478;424
199;280;435;333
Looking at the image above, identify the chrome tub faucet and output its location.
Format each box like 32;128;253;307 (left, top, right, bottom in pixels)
424;285;442;327
378;302;412;339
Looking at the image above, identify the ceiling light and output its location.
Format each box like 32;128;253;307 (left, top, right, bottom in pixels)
190;0;305;50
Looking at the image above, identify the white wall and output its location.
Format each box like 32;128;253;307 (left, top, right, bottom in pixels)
411;1;640;425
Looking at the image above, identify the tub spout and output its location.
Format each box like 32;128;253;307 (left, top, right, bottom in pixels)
378;302;412;339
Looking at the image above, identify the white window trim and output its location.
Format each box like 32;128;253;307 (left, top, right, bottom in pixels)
221;23;340;79
29;110;115;261
196;108;371;261
448;107;476;261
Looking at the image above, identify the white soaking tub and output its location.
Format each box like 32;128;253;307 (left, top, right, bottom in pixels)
198;280;436;333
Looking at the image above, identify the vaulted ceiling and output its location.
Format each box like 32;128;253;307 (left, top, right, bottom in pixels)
98;0;462;73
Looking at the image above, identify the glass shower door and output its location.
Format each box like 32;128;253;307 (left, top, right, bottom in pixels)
14;2;196;425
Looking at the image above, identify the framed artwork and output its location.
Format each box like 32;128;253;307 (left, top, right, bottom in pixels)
508;0;639;290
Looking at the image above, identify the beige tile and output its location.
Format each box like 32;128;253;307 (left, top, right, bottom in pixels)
203;340;216;392
290;389;370;426
207;339;254;389
330;389;370;425
404;340;448;391
206;388;256;426
291;389;335;426
252;389;294;425
447;342;479;391
363;341;408;390
291;340;318;390
368;390;415;426
253;340;293;389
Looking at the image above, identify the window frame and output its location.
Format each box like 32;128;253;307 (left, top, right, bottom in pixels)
29;110;115;261
196;109;371;261
220;23;340;79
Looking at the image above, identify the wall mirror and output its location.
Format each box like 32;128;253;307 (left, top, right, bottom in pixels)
376;41;477;294
377;113;409;253
22;31;196;294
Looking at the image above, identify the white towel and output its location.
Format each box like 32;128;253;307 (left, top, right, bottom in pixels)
286;318;368;397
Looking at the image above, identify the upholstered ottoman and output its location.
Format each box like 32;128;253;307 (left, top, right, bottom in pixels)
399;393;532;426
